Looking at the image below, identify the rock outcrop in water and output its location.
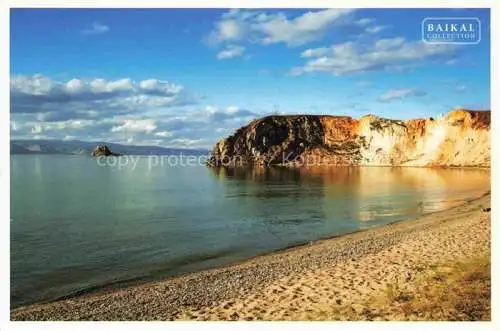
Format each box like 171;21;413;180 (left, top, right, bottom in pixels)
208;109;490;167
91;144;121;157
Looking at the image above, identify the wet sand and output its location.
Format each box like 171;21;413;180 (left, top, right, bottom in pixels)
11;192;491;321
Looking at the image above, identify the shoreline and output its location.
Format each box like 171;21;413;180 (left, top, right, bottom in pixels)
11;189;487;308
11;191;491;320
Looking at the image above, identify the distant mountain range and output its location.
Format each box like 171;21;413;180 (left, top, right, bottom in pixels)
10;140;209;156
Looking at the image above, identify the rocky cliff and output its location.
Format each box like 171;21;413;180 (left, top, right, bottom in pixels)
208;109;490;167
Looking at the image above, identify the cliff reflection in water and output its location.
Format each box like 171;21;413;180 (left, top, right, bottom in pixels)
210;166;490;228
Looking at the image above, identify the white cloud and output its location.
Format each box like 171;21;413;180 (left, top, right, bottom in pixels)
208;9;356;48
217;45;245;59
11;105;255;149
104;78;135;92
82;22;109;35
31;135;53;140
155;131;174;138
11;75;184;100
66;78;86;93
365;25;389;34
11;75;193;117
378;88;427;102
11;74;53;95
139;79;184;94
255;9;355;46
28;120;96;134
10;75;256;149
291;37;458;76
226;106;239;113
374;37;405;49
66;120;95;129
215;19;247;42
354;18;375;26
300;47;330;58
201;106;256;122
111;119;157;134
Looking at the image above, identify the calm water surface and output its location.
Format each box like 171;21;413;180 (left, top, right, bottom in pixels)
10;155;490;307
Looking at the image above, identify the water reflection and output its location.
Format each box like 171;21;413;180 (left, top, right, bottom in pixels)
11;156;490;307
210;166;490;227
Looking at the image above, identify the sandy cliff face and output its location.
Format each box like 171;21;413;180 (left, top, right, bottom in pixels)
209;109;490;167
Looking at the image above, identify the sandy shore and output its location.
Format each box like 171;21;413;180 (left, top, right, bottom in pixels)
11;192;491;321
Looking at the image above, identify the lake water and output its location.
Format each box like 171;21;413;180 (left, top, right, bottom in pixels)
10;155;490;307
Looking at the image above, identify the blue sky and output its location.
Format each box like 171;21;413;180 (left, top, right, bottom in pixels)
10;8;490;149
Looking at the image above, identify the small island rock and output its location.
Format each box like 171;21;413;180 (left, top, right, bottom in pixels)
91;144;121;157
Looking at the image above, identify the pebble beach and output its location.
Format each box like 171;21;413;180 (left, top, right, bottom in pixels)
11;192;491;321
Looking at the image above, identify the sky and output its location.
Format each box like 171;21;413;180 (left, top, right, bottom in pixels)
10;8;491;149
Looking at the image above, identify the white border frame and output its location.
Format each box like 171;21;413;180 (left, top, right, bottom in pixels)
1;2;497;331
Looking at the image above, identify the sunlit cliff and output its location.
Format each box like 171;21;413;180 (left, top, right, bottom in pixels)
208;109;490;167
